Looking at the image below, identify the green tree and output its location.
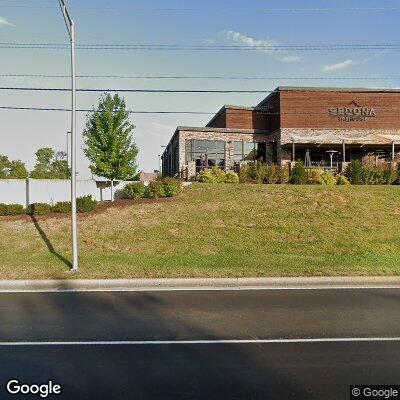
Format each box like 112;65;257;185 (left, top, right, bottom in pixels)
83;93;138;201
289;161;308;184
30;148;71;179
0;155;28;179
345;160;365;185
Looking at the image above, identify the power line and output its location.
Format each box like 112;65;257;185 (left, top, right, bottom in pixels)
0;43;400;51
2;87;400;96
0;106;211;114
0;4;398;12
0;86;274;93
1;106;400;115
0;74;399;80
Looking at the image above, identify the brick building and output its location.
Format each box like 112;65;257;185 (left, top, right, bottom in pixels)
161;87;400;179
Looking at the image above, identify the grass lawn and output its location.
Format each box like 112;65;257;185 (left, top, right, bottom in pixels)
0;183;399;279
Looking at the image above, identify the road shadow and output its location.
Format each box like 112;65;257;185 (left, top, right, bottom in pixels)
29;214;72;268
0;286;313;400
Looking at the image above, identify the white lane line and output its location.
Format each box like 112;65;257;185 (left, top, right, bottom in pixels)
0;338;399;346
0;286;400;293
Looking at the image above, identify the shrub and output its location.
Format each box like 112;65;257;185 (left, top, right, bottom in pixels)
124;182;146;199
290;162;308;184
0;203;25;216
320;171;337;185
264;164;277;184
162;177;183;197
397;163;400;184
28;202;52;215
210;166;227;183
345;160;364;184
238;164;251;183
146;181;165;198
346;161;397;185
307;169;323;185
76;195;97;213
197;167;226;183
238;163;268;183
225;172;239;183
336;174;350;185
377;165;397;185
275;165;290;184
52;201;71;213
197;169;217;183
249;164;267;183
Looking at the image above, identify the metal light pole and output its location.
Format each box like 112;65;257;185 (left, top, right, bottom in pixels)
66;131;71;168
58;0;78;271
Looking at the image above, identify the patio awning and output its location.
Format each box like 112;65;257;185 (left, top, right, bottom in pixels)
287;130;400;145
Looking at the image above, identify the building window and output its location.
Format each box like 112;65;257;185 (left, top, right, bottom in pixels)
233;141;243;164
186;139;225;168
234;141;265;163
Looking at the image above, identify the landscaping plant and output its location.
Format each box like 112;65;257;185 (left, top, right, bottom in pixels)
124;182;146;199
146;181;166;198
335;174;350;185
28;203;52;215
345;160;364;184
52;201;71;213
289;161;308;184
320;171;337;185
76;195;97;213
0;203;25;216
225;172;239;183
307;169;323;185
162;177;183;197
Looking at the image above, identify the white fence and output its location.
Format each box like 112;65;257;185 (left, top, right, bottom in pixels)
0;179;131;206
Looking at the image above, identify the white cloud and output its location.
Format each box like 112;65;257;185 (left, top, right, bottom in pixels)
226;30;277;53
279;55;301;63
202;38;216;45
0;16;14;27
321;59;355;72
225;30;300;62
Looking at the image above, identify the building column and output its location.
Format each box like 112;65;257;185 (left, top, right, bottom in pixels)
392;141;395;162
342;140;346;162
292;140;296;162
276;139;282;165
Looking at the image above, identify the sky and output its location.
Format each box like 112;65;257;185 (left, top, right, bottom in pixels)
0;0;399;177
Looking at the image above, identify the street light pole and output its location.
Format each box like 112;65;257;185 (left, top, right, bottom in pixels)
66;131;71;168
58;0;78;271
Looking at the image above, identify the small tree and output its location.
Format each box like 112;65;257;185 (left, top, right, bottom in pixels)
289;161;308;184
345;160;364;185
30;148;71;179
83;93;138;201
0;155;28;179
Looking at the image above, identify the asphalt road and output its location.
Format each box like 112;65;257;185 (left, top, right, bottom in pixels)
0;288;399;399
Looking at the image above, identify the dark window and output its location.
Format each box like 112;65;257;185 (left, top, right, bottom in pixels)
186;139;225;168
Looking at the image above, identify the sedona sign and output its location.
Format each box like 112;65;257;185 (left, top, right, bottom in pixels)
328;101;376;122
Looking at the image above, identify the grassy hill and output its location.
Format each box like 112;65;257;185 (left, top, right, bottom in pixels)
0;183;399;279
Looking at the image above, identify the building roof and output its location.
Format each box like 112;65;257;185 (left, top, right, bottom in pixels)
176;126;266;133
276;86;400;93
257;86;400;107
206;105;255;127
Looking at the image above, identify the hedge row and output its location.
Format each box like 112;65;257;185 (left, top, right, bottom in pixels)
123;178;183;200
196;161;400;186
197;167;239;183
0;195;97;216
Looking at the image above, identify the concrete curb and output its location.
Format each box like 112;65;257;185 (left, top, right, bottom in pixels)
0;276;399;292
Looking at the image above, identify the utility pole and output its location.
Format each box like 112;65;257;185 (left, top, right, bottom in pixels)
66;131;71;168
58;0;78;271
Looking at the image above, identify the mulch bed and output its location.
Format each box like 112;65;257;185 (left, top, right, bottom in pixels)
0;197;179;222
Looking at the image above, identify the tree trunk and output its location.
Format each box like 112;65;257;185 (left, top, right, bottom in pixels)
111;179;114;202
